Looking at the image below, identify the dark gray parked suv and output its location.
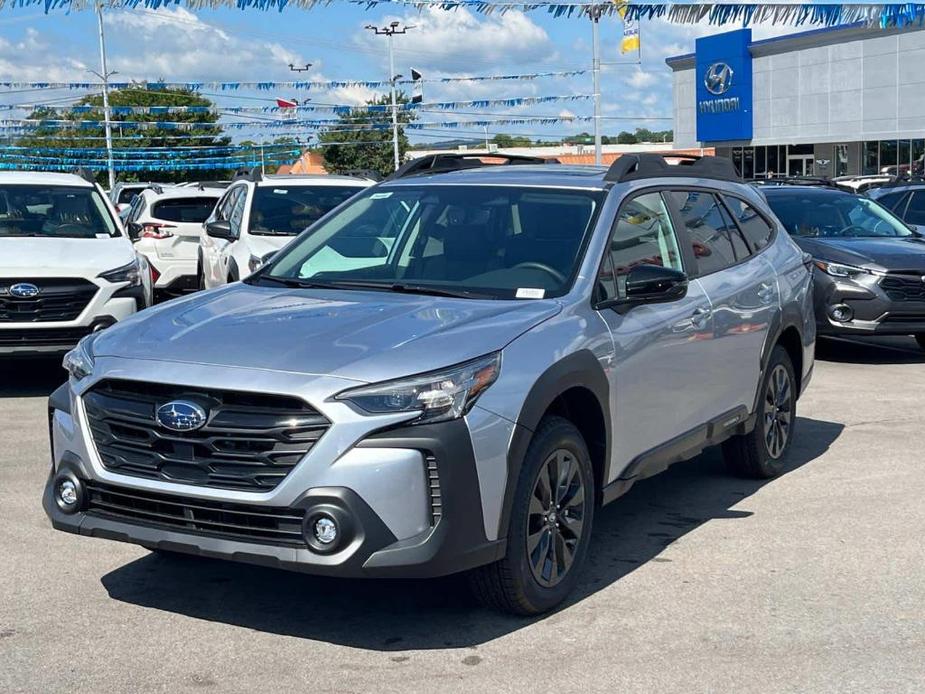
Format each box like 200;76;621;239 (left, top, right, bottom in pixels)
46;153;816;614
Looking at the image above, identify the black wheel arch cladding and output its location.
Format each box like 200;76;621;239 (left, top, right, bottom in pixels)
499;349;610;540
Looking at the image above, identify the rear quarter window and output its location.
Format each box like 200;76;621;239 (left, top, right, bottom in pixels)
724;196;775;251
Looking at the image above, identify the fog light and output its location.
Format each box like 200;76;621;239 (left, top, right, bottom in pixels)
313;516;338;545
830;304;853;322
55;476;83;513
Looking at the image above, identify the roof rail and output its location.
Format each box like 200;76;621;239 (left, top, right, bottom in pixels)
341;168;383;182
387;152;558;181
73;167;96;184
232;166;262;183
604;153;740;183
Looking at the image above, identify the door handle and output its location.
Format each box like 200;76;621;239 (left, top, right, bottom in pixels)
690;307;712;329
757;283;775;304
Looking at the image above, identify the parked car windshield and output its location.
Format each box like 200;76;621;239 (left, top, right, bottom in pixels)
0;185;119;238
260;185;604;299
765;190;913;238
249;185;363;236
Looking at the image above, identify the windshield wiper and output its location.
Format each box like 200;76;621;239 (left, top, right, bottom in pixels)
255;275;493;299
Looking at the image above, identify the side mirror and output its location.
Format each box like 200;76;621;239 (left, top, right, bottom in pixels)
624;265;688;304
596;264;688;311
205;219;235;240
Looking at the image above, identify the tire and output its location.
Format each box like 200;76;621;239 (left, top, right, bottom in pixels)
915;334;925;351
468;416;595;616
196;257;206;291
723;345;796;479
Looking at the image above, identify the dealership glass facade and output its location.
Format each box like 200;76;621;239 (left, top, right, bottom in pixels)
730;144;820;178
861;139;925;175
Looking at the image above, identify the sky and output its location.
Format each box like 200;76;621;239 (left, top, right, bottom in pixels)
0;4;803;146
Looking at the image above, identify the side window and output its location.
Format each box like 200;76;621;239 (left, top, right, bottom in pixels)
669;191;748;276
874;191;908;214
229;188;247;235
905;191;925;226
216;187;241;221
723;196;775;251
597;192;683;302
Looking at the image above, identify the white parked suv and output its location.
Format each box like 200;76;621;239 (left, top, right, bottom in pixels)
0;171;148;356
125;185;221;300
199;170;374;288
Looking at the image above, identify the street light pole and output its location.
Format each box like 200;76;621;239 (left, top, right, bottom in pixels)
366;22;414;172
95;2;115;189
590;5;603;166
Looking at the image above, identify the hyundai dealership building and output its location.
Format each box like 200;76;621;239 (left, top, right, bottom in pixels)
667;23;925;179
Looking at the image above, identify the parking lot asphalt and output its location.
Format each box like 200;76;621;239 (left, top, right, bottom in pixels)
1;336;924;694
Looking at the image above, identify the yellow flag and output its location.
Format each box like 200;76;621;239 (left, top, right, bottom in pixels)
616;2;640;54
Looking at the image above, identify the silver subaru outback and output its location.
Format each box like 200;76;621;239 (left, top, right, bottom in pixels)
45;153;815;615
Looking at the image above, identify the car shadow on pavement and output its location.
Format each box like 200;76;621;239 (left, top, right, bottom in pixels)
817;336;925;365
0;358;65;398
101;416;843;651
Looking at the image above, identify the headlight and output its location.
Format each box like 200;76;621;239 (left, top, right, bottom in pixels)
336;352;501;424
99;258;142;286
62;334;96;381
812;260;880;278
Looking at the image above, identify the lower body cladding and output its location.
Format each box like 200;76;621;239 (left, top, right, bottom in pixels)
44;389;507;579
813;272;925;338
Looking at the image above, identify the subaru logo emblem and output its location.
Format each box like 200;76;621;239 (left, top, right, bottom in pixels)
156;400;208;432
9;282;40;298
704;62;734;96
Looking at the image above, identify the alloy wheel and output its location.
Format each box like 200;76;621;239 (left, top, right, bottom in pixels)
763;364;793;459
526;448;586;588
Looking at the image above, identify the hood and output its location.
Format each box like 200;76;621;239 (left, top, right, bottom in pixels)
0;236;135;276
92;283;562;382
246;234;297;257
794;235;925;273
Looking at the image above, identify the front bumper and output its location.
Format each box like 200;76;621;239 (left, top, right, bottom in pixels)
44;379;507;579
813;271;925;336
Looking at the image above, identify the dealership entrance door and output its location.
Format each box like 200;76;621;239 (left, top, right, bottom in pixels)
787;155;814;176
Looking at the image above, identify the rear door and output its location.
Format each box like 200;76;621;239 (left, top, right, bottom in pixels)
667;190;779;419
595;190;717;477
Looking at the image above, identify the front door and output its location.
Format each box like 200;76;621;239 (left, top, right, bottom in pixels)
787;155;814;177
594;190;716;482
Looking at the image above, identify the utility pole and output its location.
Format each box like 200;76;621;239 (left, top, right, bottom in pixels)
590;4;603;166
365;21;414;171
95;2;116;190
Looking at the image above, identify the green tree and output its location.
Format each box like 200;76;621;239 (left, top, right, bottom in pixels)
616;131;638;144
15;87;233;184
318;94;416;177
492;133;532;148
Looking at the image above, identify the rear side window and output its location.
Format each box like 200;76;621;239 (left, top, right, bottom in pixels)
724;196;775;251
668;191;749;276
152;197;218;223
906;191;925;226
117;188;141;205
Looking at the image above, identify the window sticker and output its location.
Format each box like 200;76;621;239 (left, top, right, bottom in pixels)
273;189;289;194
370;192;394;199
516;287;546;299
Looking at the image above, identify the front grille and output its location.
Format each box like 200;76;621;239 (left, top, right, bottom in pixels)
425;454;442;526
85;482;307;547
0;278;98;322
882;313;925;324
0;326;91;347
84;379;330;491
880;275;925;302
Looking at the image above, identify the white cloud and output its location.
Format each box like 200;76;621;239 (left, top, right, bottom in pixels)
625;68;658;89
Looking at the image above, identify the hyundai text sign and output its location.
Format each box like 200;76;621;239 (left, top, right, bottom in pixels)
696;29;753;143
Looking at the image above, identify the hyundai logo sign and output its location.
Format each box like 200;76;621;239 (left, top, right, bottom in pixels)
704;62;734;95
156;400;208;432
9;282;40;298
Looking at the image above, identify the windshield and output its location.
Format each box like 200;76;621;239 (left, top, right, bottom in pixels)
766;192;913;239
0;185;119;239
249;185;363;236
260;185;603;299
